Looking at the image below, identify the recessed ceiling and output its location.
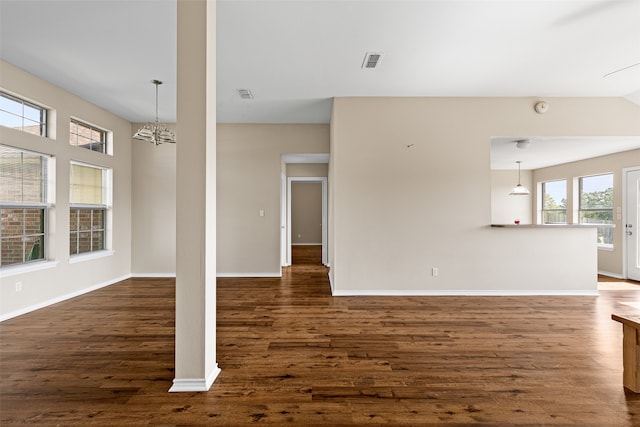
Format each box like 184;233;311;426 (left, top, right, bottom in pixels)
1;0;639;124
490;136;640;170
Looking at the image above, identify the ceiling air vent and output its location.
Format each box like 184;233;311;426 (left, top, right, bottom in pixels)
237;89;254;99
362;52;383;69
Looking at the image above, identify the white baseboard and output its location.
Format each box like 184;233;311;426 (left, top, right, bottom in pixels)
169;365;221;392
331;289;599;297
1;274;131;322
598;270;625;279
328;270;334;294
216;272;281;278
130;272;176;278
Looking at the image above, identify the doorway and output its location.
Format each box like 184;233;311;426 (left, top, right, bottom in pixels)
624;167;640;281
285;177;328;266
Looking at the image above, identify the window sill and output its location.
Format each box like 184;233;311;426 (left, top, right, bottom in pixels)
0;260;59;278
69;250;114;264
597;245;614;252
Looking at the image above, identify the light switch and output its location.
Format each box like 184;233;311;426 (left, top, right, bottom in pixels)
259;209;265;217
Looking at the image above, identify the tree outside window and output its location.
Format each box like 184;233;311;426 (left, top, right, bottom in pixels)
542;180;567;224
579;173;614;248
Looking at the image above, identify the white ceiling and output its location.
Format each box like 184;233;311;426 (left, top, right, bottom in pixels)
490;136;640;170
1;0;639;167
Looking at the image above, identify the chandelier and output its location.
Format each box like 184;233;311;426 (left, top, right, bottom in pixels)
133;79;176;145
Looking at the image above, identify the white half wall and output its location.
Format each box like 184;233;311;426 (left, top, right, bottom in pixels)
533;148;640;276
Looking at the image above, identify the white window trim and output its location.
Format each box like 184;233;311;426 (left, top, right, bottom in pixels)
575;173;615;249
1;145;53;268
69;117;112;155
68;249;114;264
0;260;58;278
0;90;48;137
69;161;112;257
539;179;568;225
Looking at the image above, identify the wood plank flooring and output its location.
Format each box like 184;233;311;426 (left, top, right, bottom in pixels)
2;255;640;425
291;244;322;265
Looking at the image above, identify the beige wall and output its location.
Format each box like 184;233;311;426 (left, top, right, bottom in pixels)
287;163;328;177
491;169;533;224
0;60;132;319
329;97;640;294
533;148;640;276
217;124;329;275
291;182;322;244
131;124;176;275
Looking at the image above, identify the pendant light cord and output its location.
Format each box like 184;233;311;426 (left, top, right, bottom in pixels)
155;82;159;125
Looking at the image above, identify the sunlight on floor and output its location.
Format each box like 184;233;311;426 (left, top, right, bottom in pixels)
598;282;640;291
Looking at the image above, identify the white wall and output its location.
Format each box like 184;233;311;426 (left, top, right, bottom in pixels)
491;169;533;224
131;125;176;276
329;97;640;295
217;124;329;276
0;61;132;319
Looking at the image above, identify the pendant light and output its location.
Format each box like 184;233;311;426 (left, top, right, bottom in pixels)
133;79;176;145
509;161;530;195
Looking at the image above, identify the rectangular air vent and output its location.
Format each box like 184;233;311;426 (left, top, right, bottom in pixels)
237;89;254;99
362;52;383;69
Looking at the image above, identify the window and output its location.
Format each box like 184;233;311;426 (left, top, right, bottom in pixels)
69;119;107;154
69;162;110;255
541;180;567;224
579;173;614;248
0;145;50;267
0;91;47;136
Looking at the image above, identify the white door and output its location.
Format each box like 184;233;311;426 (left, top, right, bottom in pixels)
626;169;640;281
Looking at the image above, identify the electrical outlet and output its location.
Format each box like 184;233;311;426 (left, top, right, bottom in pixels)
432;267;439;277
15;281;22;292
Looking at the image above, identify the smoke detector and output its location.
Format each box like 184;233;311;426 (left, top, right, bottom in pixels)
534;101;548;114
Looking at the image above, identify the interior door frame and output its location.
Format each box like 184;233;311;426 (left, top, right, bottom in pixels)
623;166;640;280
280;172;287;269
286;176;328;266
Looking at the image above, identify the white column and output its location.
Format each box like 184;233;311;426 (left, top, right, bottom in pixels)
170;0;219;392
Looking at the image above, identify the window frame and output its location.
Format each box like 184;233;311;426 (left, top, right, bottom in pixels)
578;173;614;250
0;145;52;268
69;161;111;257
0;91;47;137
69;118;109;154
540;179;568;225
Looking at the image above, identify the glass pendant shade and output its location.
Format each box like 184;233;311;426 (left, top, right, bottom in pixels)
133;80;176;145
510;183;531;195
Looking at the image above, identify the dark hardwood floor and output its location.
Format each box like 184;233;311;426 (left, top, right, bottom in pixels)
2;255;640;425
291;244;322;265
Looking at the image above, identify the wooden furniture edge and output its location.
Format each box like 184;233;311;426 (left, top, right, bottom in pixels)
612;314;640;329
